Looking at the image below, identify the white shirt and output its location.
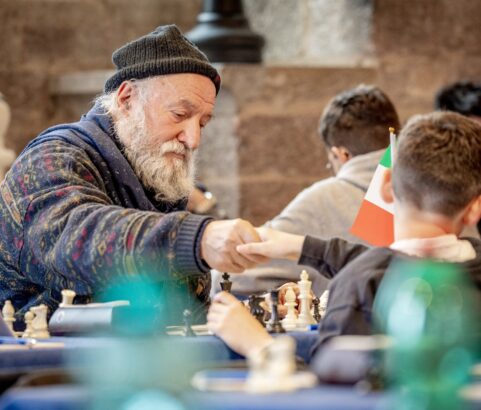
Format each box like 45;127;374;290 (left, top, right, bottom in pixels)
390;234;476;263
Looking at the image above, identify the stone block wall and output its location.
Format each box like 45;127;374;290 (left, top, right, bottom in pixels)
0;0;201;153
244;0;374;65
373;0;481;120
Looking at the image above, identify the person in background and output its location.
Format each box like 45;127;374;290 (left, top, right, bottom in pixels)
435;80;481;125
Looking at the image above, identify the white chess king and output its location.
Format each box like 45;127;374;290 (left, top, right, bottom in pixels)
296;270;316;327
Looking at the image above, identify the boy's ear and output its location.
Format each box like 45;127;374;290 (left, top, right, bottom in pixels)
116;80;135;112
330;146;352;164
462;195;481;226
380;169;394;203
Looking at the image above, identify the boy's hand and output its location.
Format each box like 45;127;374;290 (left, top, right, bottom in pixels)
236;227;305;261
207;291;273;357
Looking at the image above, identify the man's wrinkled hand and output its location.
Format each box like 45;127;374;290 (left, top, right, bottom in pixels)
200;219;269;273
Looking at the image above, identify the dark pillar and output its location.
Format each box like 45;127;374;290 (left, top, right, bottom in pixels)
186;0;264;63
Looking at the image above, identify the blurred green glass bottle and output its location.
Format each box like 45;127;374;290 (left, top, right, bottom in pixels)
374;258;480;410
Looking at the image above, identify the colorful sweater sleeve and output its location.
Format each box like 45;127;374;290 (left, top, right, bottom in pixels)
8;140;211;295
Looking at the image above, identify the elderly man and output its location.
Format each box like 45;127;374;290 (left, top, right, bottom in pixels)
0;25;264;323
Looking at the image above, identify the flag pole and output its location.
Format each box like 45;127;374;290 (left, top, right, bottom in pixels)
389;127;396;165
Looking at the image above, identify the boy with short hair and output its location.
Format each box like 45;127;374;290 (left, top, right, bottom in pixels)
207;111;481;358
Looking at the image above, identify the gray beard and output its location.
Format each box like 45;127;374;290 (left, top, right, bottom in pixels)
113;106;196;203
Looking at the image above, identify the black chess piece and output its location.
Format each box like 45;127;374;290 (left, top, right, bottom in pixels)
183;309;196;337
248;294;266;327
220;272;232;293
312;297;321;323
266;289;285;334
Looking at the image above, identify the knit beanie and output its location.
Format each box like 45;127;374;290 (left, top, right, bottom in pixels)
104;25;221;94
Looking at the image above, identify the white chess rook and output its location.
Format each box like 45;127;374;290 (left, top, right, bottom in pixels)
282;287;297;331
297;270;316;327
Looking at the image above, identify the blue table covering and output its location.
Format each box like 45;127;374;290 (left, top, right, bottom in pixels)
0;384;390;410
0;331;318;375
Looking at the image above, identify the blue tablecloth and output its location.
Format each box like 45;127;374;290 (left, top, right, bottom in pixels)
0;384;390;410
0;331;318;375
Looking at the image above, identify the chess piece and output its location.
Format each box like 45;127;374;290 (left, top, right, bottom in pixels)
249;295;266;327
282;287;298;331
246;337;295;393
2;300;15;332
246;335;316;393
220;272;232;293
22;310;34;338
30;304;50;338
60;289;76;307
319;290;329;319
183;309;196;337
312;297;321;323
297;270;316;327
266;290;285;334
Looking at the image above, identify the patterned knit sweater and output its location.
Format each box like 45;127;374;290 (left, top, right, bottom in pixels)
0;104;212;323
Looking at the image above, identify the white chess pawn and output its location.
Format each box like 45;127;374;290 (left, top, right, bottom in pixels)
282;287;298;331
296;270;316;327
2;300;15;332
60;289;76;307
22;310;34;338
30;304;50;339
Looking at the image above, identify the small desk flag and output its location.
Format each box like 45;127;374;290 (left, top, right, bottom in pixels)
350;146;394;246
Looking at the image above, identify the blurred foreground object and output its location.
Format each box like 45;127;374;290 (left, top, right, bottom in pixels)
186;0;264;63
374;259;481;410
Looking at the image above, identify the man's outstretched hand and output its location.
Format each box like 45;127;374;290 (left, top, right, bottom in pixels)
200;219;269;273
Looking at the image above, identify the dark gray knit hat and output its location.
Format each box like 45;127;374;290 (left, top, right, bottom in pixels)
104;25;221;94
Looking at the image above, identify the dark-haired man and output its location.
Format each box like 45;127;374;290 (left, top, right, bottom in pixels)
435;80;481;125
224;85;401;295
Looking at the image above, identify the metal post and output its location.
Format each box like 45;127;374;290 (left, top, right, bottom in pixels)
186;0;264;63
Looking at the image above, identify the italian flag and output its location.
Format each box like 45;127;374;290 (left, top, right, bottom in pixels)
350;146;394;246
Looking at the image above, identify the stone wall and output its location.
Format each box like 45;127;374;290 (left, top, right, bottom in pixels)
244;0;374;66
373;0;481;121
0;0;201;153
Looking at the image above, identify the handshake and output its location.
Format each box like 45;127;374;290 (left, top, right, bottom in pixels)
200;219;305;273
